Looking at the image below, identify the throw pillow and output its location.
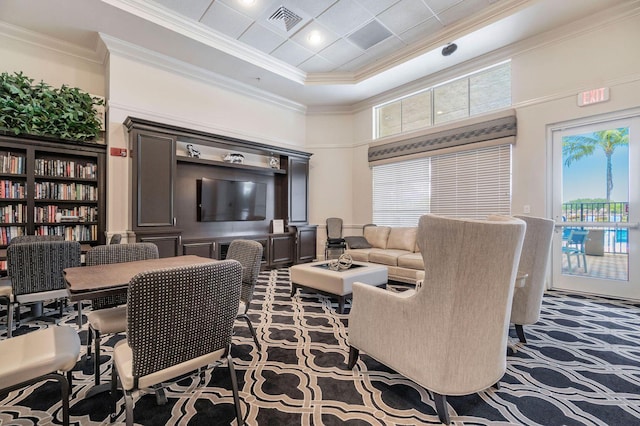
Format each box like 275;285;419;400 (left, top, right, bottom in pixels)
344;236;372;249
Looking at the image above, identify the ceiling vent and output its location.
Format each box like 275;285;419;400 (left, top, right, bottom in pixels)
347;20;393;50
268;5;303;32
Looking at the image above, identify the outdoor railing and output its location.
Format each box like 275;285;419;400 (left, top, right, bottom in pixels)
562;201;629;254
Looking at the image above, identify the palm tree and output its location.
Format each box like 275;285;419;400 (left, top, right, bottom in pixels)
563;128;629;202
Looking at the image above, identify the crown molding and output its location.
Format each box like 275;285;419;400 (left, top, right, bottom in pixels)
0;21;104;65
100;34;307;114
108;100;307;151
101;0;307;84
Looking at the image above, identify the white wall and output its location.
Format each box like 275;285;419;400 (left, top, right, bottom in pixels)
0;30;105;97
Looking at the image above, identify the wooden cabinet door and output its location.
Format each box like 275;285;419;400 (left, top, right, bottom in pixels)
296;225;317;263
288;157;309;225
269;233;294;266
133;132;176;228
137;233;181;258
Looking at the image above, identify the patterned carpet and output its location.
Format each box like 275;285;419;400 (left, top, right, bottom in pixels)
1;268;640;425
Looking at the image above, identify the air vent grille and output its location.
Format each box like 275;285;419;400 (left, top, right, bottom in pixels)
268;6;303;32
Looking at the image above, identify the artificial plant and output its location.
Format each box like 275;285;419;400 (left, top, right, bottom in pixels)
0;71;104;142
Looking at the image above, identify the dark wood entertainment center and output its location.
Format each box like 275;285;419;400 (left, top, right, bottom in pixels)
124;117;316;267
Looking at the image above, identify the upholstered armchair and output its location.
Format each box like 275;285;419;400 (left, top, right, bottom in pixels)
511;215;555;343
347;214;525;425
84;243;159;386
110;261;244;426
0;325;80;425
7;240;81;334
226;239;264;350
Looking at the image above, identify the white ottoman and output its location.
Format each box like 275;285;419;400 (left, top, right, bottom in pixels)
290;261;388;314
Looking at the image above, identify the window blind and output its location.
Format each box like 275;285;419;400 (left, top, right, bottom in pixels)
430;145;511;219
372;157;430;226
372;145;511;226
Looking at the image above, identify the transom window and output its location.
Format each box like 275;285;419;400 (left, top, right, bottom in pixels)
375;61;511;139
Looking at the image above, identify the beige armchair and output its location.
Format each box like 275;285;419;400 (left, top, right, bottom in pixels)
347;214;525;425
511;215;555;343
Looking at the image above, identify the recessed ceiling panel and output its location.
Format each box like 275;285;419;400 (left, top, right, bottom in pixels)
316;0;374;37
239;22;287;54
217;0;278;20
152;0;213;20
270;40;315;66
200;2;253;38
290;0;339;18
290;21;340;53
319;38;365;67
298;55;337;73
354;0;402;16
347;19;394;50
397;16;444;45
438;0;489;26
424;0;465;14
377;0;435;34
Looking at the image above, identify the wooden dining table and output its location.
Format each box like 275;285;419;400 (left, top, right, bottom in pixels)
64;255;219;326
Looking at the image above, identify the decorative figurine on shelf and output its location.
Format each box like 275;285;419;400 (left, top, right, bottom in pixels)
269;154;280;169
223;153;244;164
186;144;201;158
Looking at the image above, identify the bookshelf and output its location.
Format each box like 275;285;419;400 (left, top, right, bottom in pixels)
0;134;106;274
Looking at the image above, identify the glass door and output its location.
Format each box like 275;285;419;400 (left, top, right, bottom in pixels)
551;115;640;299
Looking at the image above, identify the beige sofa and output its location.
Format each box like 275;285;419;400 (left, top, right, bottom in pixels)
345;226;424;285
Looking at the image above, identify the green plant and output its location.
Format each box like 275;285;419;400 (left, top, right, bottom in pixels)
0;71;104;141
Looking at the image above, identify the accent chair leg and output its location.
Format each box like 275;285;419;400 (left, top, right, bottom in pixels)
515;324;527;343
433;393;450;425
124;390;134;426
76;302;83;328
57;373;71;426
240;314;262;351
7;302;13;338
492;381;501;390
110;362;118;423
94;329;101;386
227;352;244;426
347;346;359;369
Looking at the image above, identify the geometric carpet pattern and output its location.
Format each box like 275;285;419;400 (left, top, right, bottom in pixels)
1;268;640;425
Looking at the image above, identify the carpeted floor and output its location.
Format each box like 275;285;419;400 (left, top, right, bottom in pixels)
1;268;640;425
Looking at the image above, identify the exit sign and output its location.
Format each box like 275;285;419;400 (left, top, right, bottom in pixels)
577;87;609;106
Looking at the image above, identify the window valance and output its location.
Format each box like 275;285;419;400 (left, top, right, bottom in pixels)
368;109;516;164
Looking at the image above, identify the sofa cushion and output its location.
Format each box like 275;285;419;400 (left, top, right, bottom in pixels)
398;252;424;270
344;236;372;249
344;249;371;262
369;249;411;266
364;226;391;249
386;227;417;252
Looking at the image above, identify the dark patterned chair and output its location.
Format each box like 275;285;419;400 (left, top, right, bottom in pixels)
0;325;80;425
85;243;159;386
325;217;346;259
9;235;64;244
347;214;525;425
0;280;13;338
110;260;244;426
7;241;81;335
226;239;263;350
511;215;555;343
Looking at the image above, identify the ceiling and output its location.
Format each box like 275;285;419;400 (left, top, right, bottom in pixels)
0;0;635;108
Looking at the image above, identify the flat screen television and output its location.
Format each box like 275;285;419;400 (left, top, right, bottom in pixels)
197;177;267;222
